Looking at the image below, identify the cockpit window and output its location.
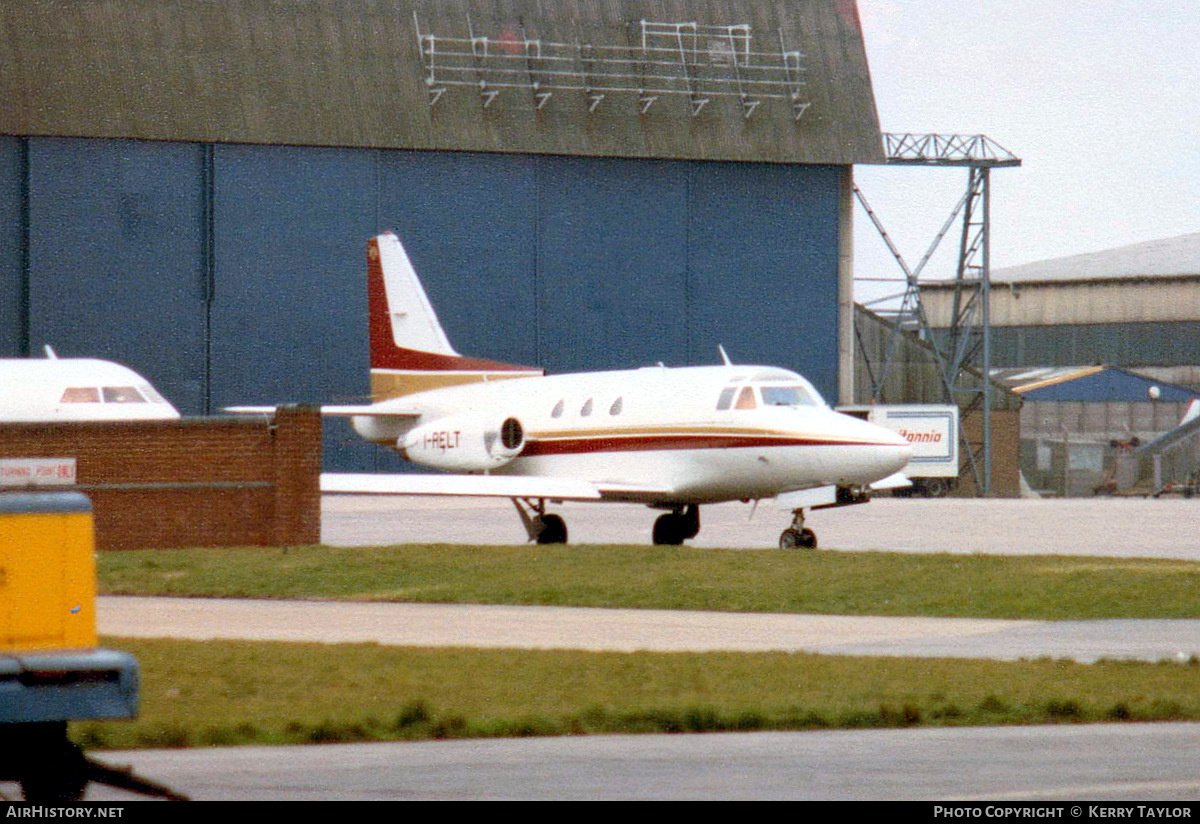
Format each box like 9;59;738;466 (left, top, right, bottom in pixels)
609;397;623;416
734;387;757;410
61;387;100;403
102;386;146;403
716;387;736;411
551;399;565;418
581;398;593;417
139;384;168;404
761;385;818;407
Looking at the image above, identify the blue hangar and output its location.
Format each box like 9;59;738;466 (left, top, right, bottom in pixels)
0;0;884;469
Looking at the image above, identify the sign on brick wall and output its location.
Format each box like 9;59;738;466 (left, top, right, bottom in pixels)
0;458;77;487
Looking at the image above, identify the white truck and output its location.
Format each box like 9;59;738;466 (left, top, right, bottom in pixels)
837;404;960;497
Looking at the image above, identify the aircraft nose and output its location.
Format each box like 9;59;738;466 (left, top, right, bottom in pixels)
842;413;909;448
840;414;913;476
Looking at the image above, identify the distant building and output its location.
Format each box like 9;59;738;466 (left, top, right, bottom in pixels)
922;232;1200;384
996;366;1199;497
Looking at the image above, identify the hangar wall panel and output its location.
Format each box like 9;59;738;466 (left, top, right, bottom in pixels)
24;139;209;412
686;162;840;393
0;138;23;356
209;144;380;470
3;139;844;470
375;151;540;368
534;158;690;370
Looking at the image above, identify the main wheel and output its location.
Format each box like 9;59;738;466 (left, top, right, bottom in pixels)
534;514;568;544
652;513;686;545
779;527;817;550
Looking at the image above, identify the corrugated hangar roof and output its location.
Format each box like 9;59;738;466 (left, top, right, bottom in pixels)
0;0;883;165
988;232;1200;285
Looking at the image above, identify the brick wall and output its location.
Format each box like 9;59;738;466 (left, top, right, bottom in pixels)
0;407;321;549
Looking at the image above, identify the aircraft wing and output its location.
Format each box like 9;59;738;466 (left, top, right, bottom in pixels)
320;472;673;502
1137;411;1200;456
225;405;421;418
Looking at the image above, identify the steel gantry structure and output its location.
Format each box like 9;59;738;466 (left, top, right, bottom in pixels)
855;133;1021;496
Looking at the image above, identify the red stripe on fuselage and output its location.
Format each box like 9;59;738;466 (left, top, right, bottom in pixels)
522;433;899;456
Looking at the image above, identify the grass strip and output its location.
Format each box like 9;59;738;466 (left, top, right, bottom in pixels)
99;545;1200;620
76;637;1200;750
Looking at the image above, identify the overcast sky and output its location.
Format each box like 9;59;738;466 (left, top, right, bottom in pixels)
851;0;1200;306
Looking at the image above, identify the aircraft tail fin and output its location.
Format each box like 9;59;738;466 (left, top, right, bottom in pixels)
1180;398;1200;429
367;232;541;401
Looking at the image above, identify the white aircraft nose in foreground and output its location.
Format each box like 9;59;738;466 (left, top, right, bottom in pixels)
248;232;913;548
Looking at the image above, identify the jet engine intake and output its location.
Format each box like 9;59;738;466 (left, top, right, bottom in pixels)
399;415;525;471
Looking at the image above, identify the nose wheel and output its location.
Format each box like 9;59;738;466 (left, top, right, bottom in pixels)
779;509;817;550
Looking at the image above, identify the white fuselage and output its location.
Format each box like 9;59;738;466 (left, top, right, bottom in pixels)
353;364;911;505
0;358;181;422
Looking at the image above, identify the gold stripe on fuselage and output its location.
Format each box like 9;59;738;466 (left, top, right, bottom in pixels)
370;370;538;402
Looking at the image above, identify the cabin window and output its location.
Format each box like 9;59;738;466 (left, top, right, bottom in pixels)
61;387;100;403
609;397;623;416
581;398;593;417
102;386;146;403
716;387;735;410
551;399;565;418
735;387;757;410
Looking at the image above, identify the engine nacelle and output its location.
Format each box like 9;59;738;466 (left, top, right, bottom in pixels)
399;415;525;471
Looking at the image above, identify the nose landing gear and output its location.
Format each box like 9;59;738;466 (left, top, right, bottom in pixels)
779;509;817;550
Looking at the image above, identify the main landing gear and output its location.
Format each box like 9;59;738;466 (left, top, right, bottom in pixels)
651;505;700;546
513;499;703;546
513;498;568;544
779;508;817;550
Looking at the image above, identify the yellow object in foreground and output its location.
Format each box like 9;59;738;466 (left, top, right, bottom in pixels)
0;492;97;652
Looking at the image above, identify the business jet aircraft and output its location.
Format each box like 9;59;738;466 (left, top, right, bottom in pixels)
0;348;181;422
242;232;912;548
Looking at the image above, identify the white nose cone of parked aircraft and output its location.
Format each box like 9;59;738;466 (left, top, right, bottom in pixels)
822;408;913;484
0;353;181;422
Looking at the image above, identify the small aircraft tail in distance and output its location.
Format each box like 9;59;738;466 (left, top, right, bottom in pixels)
367;232;542;402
